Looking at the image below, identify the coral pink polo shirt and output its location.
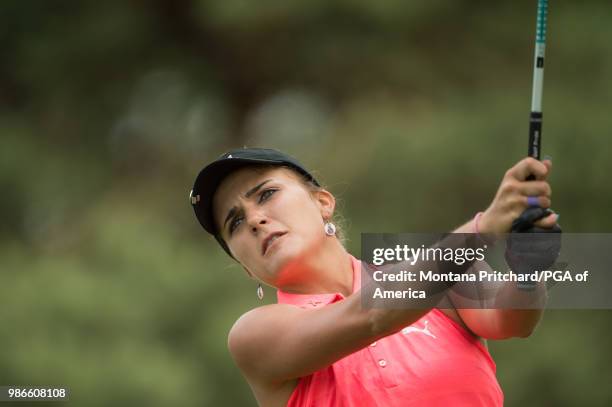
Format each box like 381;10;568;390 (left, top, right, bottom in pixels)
277;254;503;407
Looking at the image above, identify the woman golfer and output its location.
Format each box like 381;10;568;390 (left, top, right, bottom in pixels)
190;147;557;406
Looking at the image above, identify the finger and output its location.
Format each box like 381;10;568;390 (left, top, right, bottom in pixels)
518;181;552;197
534;212;558;228
542;158;552;173
508;157;549;181
523;195;551;209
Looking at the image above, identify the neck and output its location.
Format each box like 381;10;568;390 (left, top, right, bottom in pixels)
275;238;354;298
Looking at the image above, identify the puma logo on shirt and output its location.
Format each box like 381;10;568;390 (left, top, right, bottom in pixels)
402;320;437;339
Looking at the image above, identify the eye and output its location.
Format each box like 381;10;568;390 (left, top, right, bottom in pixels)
228;189;277;236
229;215;244;235
258;188;277;203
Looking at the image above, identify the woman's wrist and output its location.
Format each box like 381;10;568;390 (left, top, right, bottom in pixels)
473;210;498;244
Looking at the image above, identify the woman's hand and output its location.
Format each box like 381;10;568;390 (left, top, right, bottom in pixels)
479;157;558;237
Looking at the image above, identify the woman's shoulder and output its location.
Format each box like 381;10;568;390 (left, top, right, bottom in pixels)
226;304;303;406
227;304;302;359
230;303;303;332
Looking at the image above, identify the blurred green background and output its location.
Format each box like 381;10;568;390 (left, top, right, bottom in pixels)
1;0;611;406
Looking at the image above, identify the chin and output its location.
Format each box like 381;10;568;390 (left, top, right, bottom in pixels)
266;242;296;267
269;237;326;284
265;239;308;278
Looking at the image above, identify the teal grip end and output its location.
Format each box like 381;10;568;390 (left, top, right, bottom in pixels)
536;0;548;44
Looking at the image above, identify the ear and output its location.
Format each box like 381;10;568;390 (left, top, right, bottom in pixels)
314;189;336;220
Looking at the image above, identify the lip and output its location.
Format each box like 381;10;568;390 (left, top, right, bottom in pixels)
262;232;287;256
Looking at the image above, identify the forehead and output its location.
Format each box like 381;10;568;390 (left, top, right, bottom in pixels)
212;166;300;219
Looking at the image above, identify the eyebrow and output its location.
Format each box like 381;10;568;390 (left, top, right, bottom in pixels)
222;179;273;230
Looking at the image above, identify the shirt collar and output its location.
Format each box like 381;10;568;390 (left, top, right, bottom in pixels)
276;254;361;308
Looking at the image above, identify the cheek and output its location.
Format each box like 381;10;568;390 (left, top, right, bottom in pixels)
280;195;322;234
228;226;263;262
229;235;251;262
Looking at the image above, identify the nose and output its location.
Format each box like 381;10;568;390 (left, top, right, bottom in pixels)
246;210;267;234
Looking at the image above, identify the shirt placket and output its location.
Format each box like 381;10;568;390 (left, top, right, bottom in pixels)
367;337;399;388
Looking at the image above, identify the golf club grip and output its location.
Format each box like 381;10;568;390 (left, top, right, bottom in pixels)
526;111;542;181
528;112;542;160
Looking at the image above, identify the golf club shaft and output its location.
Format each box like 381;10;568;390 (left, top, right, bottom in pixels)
528;0;548;160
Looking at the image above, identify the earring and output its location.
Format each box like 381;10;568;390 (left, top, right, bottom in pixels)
324;222;336;236
257;283;264;300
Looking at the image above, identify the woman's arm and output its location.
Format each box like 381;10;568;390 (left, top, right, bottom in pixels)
228;292;429;386
450;157;556;339
447;260;547;339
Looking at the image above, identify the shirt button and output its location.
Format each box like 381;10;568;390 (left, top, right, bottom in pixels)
378;359;387;367
370;341;377;347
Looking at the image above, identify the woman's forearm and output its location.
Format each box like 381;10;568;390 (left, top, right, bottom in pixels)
492;280;547;338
